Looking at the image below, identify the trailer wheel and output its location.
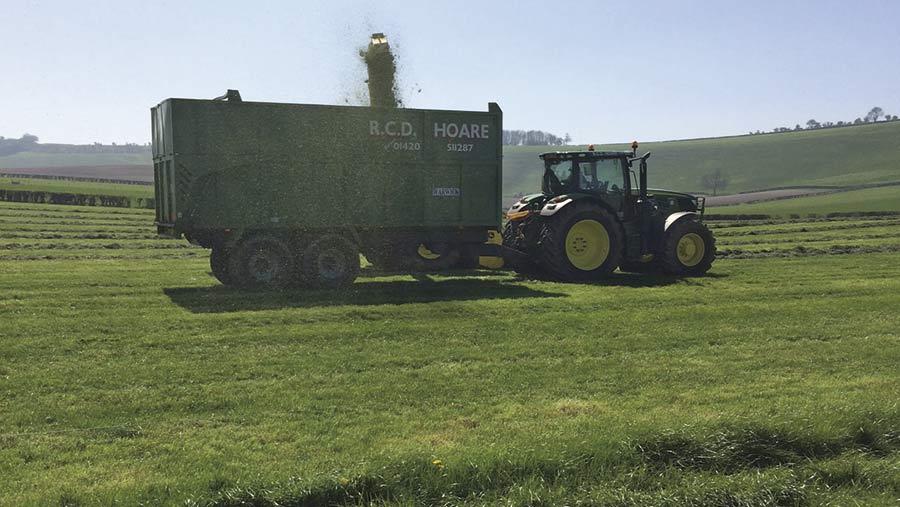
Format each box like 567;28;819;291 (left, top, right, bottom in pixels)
538;202;623;281
228;235;296;289
303;234;360;289
209;246;234;286
659;219;716;276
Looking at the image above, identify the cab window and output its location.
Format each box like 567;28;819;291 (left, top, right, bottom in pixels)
576;158;624;193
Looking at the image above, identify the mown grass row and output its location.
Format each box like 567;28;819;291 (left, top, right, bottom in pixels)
0;201;190;260
703;213;900;261
2;202;899;506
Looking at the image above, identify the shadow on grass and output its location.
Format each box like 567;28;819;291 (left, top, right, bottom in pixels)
511;270;728;288
357;266;511;279
164;277;566;313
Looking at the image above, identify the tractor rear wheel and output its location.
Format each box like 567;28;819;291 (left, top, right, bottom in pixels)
302;233;360;288
659;219;716;276
538;202;623;281
209;246;234;286
228;235;296;289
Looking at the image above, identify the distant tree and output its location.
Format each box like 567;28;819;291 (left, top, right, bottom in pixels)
502;129;568;146
701;169;729;197
836;121;845;127
794;124;802;131
806;119;821;129
864;106;884;123
853;117;863;125
564;133;571;145
21;133;38;144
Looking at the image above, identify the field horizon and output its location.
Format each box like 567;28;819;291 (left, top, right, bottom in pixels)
3;119;899;201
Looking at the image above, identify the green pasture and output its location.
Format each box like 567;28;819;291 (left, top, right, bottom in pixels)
6;121;900;204
0;176;153;201
0;151;149;168
1;201;899;506
503;121;900;197
707;185;900;217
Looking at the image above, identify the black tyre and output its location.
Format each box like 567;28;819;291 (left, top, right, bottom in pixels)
209;246;234;286
538;202;623;282
302;234;360;289
659;219;716;276
228;235;296;289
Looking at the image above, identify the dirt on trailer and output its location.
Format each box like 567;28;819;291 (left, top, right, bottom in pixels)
704;188;838;206
0;165;153;183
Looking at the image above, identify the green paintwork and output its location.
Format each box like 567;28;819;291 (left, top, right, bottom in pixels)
152;97;502;240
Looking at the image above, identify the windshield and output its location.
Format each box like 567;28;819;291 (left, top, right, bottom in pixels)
543;157;625;195
543;160;575;194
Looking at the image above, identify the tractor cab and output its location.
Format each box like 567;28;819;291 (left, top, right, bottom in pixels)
540;147;633;218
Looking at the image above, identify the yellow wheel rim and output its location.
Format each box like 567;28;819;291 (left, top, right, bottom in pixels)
417;244;441;260
565;219;610;271
676;233;705;267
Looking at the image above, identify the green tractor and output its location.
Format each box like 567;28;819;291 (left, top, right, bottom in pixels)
502;143;715;281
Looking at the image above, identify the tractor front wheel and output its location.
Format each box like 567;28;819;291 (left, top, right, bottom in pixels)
659;219;716;276
538;202;623;282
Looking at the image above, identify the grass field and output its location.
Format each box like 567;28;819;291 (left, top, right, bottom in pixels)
503;121;900;197
707;185;900;217
6;121;900;203
0;176;153;201
2;200;899;506
0;152;149;169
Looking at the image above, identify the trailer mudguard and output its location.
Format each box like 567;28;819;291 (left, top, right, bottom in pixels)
664;211;700;231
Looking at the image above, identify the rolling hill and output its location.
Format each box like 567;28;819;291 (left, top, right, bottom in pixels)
3;121;899;200
503;121;900;197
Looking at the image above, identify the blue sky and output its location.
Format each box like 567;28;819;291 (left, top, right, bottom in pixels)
2;0;898;144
